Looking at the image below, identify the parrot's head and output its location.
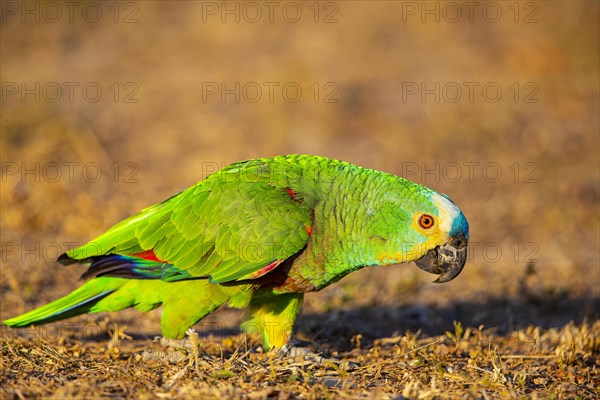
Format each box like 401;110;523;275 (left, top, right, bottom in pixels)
374;187;469;283
411;192;469;283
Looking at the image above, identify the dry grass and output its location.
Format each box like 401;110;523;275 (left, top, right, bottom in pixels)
2;320;599;399
1;1;599;399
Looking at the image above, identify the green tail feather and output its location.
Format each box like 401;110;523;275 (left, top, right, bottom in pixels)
4;278;250;339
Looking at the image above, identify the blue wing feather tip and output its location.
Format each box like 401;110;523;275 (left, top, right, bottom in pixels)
79;254;191;282
81;254;159;280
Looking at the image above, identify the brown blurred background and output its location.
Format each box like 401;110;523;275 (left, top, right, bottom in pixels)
1;1;598;343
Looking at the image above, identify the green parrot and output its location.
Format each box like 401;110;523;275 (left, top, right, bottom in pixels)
4;155;469;350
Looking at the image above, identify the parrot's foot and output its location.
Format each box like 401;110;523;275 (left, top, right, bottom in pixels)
277;340;359;369
279;340;328;363
142;330;199;363
156;336;193;350
142;344;187;363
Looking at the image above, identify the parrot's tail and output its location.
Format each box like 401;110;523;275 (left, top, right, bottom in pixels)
3;277;246;338
3;277;124;328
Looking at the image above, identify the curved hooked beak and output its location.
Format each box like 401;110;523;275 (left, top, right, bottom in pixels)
415;234;468;283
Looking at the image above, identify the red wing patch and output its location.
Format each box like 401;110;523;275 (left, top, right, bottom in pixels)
286;187;303;203
249;259;284;279
131;250;165;263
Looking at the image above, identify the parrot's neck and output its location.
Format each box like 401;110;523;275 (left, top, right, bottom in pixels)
272;182;382;293
264;155;427;293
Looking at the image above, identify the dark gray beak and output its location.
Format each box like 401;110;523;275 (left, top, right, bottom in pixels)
415;234;468;283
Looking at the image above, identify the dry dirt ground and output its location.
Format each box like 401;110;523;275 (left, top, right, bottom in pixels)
1;1;599;399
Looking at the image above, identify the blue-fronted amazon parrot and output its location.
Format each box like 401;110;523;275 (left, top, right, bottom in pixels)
4;155;469;349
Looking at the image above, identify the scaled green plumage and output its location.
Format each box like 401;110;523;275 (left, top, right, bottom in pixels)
4;155;469;349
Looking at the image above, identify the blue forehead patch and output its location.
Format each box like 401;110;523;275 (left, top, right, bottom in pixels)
450;211;469;239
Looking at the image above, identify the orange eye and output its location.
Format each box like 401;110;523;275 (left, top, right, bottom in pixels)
419;214;435;229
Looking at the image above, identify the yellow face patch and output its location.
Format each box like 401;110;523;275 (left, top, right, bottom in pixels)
376;193;461;265
376;240;431;265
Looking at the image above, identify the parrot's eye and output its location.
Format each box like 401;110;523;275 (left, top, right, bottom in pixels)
419;214;435;229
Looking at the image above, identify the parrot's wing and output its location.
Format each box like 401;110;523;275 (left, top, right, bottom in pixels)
65;162;313;284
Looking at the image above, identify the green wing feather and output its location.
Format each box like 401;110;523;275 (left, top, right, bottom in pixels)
66;160;313;284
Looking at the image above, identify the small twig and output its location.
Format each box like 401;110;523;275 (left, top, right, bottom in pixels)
465;364;491;374
500;355;556;359
396;339;443;358
108;323;132;349
163;364;189;390
186;328;201;377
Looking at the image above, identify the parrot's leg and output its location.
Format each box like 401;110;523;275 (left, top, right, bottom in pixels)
240;292;304;351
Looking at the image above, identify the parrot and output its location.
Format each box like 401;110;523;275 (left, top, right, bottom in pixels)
3;155;469;350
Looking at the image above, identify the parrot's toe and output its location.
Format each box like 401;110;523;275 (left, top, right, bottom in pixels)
277;340;359;369
156;336;193;350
